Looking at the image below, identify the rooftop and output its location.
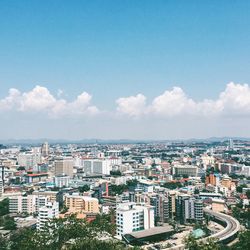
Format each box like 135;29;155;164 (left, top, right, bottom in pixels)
126;226;174;239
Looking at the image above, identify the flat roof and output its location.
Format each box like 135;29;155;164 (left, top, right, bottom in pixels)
127;226;174;239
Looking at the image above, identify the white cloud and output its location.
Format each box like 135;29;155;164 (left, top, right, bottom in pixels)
19;86;56;111
0;85;99;117
1;82;250;120
116;82;250;117
0;88;21;110
116;94;146;117
217;82;250;114
150;87;196;116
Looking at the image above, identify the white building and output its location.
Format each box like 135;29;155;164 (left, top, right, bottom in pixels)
9;195;49;214
201;155;215;170
18;153;41;169
37;201;59;230
54;174;70;188
83;158;121;175
116;202;154;238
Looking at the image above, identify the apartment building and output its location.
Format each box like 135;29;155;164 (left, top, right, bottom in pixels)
9;195;49;214
37;201;59;230
116;202;154;238
64;193;99;214
55;157;74;177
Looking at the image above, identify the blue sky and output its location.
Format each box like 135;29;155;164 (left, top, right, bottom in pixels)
1;1;250;139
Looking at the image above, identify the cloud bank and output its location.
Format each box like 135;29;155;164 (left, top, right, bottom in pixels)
1;82;250;119
0;85;99;117
116;82;250;117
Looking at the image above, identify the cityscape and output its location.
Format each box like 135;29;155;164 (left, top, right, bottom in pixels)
1;1;250;250
0;139;249;249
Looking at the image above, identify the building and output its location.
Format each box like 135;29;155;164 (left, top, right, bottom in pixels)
116;202;154;238
205;174;217;186
0;165;7;184
33;164;48;173
206;173;220;186
9;195;49;214
0;180;3;197
211;198;226;212
64;193;99;214
221;174;234;189
201;155;215;170
37;201;59;230
83;159;116;175
17;153;41;169
137;180;154;193
172;165;198;177
194;199;204;221
168;191;177;219
176;195;203;224
150;194;169;223
54;174;70;188
55;157;74;177
25;173;49;183
229;139;234;150
32;190;59;203
41;142;49;157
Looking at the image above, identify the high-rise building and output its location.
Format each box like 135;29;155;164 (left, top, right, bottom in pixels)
18;153;41;169
194;199;204;221
116;202;154;238
83;158;122;175
55;157;74;177
9;195;49;214
37;201;59;230
41;142;49;157
168;191;177;219
150;194;169;223
229;139;234;150
176;195;204;224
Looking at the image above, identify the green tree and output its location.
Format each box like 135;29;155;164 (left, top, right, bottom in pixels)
231;230;250;249
236;184;247;193
0;234;8;250
3;216;17;230
78;184;90;193
0;199;9;216
109;184;128;196
246;190;250;199
185;235;220;250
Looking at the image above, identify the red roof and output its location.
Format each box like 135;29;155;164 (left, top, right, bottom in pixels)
26;173;48;177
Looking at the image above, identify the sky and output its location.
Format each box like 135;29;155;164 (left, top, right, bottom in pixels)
1;0;250;140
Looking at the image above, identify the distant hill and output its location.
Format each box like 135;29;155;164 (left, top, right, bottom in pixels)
0;136;250;145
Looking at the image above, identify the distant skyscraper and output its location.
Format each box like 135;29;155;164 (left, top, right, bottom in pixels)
229;139;234;150
55;157;74;177
41;142;49;157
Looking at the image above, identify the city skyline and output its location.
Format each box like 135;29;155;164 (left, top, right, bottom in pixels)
1;1;250;139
